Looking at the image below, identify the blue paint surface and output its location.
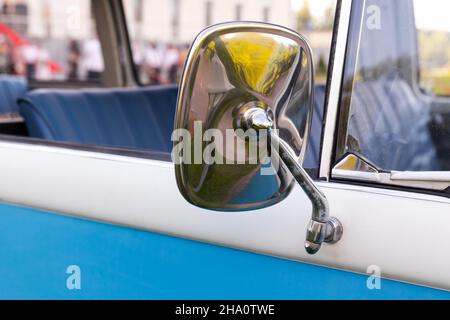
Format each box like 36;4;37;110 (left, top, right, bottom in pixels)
0;203;448;300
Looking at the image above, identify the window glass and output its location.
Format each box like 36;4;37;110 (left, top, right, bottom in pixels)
123;0;336;86
0;0;104;82
337;0;450;173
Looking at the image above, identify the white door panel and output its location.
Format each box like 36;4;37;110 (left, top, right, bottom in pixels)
0;141;449;290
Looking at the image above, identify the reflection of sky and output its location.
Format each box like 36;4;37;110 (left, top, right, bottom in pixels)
414;0;450;31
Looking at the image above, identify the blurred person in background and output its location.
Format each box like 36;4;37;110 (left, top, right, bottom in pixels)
163;43;179;84
11;43;24;75
177;44;190;80
82;38;104;81
35;43;51;81
22;42;38;79
132;41;145;80
0;35;13;74
67;40;81;81
144;42;162;84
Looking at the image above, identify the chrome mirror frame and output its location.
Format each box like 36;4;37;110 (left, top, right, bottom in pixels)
174;22;343;254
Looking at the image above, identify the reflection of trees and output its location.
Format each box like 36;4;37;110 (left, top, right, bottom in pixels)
184;33;299;208
418;31;450;95
419;31;450;69
319;4;336;30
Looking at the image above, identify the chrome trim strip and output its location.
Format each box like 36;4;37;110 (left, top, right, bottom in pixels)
318;181;450;204
332;169;450;192
333;169;382;183
319;0;353;180
390;171;450;182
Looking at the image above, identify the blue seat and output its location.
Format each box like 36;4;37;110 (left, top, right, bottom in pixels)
19;83;326;167
0;75;27;114
19;85;178;153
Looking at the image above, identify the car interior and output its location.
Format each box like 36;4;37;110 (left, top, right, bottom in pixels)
6;0;448;178
0;0;328;173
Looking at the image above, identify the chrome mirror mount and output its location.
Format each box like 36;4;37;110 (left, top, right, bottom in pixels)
242;107;343;254
274;134;343;253
174;22;343;254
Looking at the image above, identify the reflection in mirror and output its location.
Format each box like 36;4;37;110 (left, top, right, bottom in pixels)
174;23;314;211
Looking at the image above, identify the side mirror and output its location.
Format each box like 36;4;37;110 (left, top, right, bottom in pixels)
173;22;342;254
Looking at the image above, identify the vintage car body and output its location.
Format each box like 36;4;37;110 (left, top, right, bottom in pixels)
0;0;449;299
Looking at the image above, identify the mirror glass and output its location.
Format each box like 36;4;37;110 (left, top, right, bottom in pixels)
174;22;314;211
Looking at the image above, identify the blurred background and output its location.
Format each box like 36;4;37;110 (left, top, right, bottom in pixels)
414;0;450;95
0;0;335;85
1;0;450;95
123;0;335;85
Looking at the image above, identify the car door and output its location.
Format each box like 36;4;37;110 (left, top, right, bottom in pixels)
0;0;449;300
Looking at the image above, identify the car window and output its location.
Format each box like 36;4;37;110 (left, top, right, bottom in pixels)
0;0;337;168
0;0;104;83
123;0;336;86
333;0;450;193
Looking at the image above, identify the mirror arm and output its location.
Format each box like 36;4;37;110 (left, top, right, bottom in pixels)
241;107;343;254
270;132;343;254
271;133;329;220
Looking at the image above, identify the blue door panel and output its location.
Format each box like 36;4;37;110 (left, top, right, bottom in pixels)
0;203;448;299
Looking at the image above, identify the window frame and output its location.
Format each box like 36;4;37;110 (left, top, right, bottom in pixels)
328;0;450;198
119;0;148;87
